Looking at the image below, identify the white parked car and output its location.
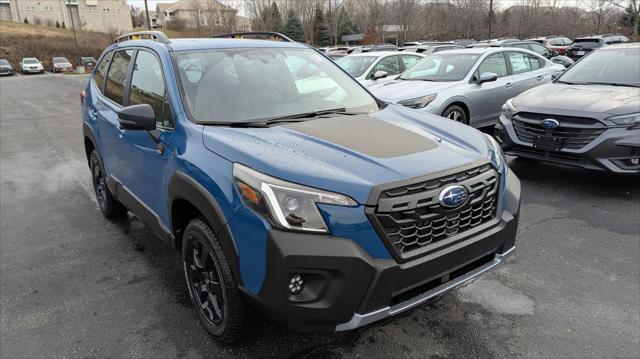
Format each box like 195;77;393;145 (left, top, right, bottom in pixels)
370;47;565;127
20;57;44;74
335;51;425;87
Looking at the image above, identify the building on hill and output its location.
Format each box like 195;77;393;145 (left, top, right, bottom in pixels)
156;0;248;33
0;0;132;34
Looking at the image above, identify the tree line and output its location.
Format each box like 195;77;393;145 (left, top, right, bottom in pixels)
246;0;639;45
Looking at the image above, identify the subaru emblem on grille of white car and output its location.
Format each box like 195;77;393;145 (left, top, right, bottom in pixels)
541;118;560;129
439;185;468;208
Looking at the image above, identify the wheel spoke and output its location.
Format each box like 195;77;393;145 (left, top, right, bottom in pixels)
210;294;223;319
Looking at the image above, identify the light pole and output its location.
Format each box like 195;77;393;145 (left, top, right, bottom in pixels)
66;1;80;61
144;0;151;30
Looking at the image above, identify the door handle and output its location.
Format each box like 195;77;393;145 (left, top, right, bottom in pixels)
536;75;544;81
505;82;513;88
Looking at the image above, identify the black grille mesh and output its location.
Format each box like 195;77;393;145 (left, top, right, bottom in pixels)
513;114;606;150
372;165;499;258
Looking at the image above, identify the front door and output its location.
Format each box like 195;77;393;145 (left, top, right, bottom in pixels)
468;52;511;126
117;49;176;226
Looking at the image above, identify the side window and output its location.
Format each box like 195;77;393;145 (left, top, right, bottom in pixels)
93;52;112;92
477;53;508;78
400;55;421;70
129;50;173;128
511;43;529;50
530;44;551;58
507;52;532;74
372;55;401;77
104;50;134;105
526;53;543;70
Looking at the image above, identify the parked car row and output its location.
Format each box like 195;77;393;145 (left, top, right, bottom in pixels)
332;38;638;174
0;56;97;76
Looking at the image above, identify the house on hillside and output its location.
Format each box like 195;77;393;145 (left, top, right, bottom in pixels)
156;0;245;32
0;0;132;34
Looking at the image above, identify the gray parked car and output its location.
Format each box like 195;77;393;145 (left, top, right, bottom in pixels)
336;51;425;87
370;47;564;127
496;42;640;174
0;59;14;76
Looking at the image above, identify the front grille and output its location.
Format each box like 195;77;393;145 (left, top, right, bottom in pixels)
513;114;606;150
370;164;499;259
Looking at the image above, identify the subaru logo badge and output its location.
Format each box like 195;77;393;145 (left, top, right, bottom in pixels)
439;185;468;208
541;118;560;129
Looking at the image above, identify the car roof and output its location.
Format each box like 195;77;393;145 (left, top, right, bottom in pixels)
601;42;639;49
346;51;402;57
111;38;309;52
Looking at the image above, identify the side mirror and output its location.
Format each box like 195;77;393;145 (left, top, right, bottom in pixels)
477;72;498;84
551;50;559;57
551;72;562;81
117;104;156;131
373;70;388;80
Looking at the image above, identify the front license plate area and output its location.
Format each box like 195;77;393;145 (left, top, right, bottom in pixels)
533;135;562;151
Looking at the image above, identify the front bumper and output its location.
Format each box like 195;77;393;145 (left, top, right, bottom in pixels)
496;114;640;174
22;68;43;73
241;177;520;332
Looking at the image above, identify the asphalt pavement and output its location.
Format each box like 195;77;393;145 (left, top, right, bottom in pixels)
1;74;638;358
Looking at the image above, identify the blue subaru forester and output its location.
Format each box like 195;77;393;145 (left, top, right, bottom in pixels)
82;31;521;343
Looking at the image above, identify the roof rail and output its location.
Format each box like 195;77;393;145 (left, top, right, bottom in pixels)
212;31;293;42
115;31;170;44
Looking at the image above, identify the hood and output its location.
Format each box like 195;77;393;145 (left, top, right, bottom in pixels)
369;79;459;103
513;83;640;117
201;105;492;204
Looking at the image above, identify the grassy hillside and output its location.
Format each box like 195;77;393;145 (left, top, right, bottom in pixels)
0;21;114;69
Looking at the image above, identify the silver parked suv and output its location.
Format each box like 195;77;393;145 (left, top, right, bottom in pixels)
496;43;640;174
370;47;564;127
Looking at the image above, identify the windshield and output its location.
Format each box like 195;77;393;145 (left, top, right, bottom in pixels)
400;53;479;81
175;48;378;124
53;57;69;63
335;56;377;77
0;59;9;66
558;48;640;87
24;59;39;64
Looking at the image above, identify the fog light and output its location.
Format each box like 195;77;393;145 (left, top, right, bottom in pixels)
288;273;304;295
629;158;639;166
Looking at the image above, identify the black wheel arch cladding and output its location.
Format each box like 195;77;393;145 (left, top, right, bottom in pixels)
168;171;243;286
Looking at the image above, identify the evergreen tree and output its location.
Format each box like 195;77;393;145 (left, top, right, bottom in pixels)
337;7;357;43
56;20;60;28
283;9;305;42
313;6;332;46
269;2;282;32
61;21;66;28
24;17;29;24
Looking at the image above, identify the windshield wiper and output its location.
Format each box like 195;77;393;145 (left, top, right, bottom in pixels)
583;82;640;88
200;108;355;128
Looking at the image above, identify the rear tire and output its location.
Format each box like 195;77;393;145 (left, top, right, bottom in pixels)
89;150;127;218
182;218;251;343
442;105;468;125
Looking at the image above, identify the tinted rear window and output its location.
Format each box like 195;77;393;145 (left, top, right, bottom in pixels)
104;50;134;105
573;39;601;48
93;52;112;92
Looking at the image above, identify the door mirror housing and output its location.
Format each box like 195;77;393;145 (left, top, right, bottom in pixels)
477;72;498;84
373;70;388;80
117;104;156;131
551;50;559;57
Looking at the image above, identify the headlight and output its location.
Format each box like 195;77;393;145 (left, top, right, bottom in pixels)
607;113;640;127
233;163;357;233
485;134;505;171
501;98;516;118
398;94;437;109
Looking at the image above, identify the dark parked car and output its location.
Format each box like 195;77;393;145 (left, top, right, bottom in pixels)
80;56;97;68
528;36;573;55
505;41;574;68
496;43;640;174
0;59;14;76
82;31;520;343
566;35;630;59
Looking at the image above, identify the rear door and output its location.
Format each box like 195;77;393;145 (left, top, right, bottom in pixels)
466;52;511;126
95;49;135;180
506;51;548;95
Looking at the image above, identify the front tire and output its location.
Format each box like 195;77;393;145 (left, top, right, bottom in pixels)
89;150;126;218
182;218;251;343
442;105;468;125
